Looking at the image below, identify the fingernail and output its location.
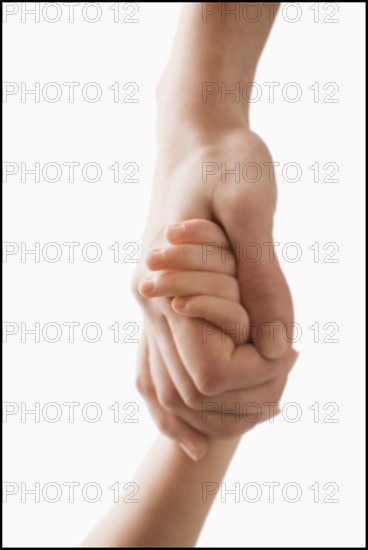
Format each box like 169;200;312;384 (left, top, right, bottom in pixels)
139;277;156;295
168;223;185;241
173;297;186;310
179;442;199;461
148;248;163;267
274;322;290;355
260;321;289;360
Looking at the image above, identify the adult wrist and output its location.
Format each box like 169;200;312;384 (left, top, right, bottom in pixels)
156;87;251;150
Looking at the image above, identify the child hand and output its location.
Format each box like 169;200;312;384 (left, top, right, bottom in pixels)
142;219;249;345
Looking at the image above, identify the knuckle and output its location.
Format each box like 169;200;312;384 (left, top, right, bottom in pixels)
156;414;172;437
135;372;151;397
190;219;211;237
130;275;152;310
161;246;175;265
177;245;190;265
130;276;143;302
201;219;225;241
157;387;180;412
194;368;223;397
181;386;202;410
165;247;187;269
156;271;168;288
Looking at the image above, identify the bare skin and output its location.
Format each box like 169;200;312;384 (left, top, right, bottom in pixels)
138;220;295;450
84;220;296;547
132;3;294;457
84;4;296;547
83;435;240;548
84;221;249;547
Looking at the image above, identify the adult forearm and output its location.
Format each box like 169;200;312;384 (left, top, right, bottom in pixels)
158;2;280;137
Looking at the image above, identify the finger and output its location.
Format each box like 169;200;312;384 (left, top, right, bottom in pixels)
171;359;296;439
237;255;294;360
214;190;294;359
175;401;283;439
165;310;298;395
146;243;236;276
166;219;232;248
137;331;208;461
138;271;240;302
174;403;281;439
149;302;203;410
171;295;249;344
167;347;297;414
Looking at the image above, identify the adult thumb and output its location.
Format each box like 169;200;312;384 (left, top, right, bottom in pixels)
217;201;294;359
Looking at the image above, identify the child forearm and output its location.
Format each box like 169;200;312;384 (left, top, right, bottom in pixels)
82;435;240;548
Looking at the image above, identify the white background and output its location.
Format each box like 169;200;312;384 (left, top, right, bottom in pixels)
3;2;365;547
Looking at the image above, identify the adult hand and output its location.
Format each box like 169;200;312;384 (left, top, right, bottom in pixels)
132;129;295;459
